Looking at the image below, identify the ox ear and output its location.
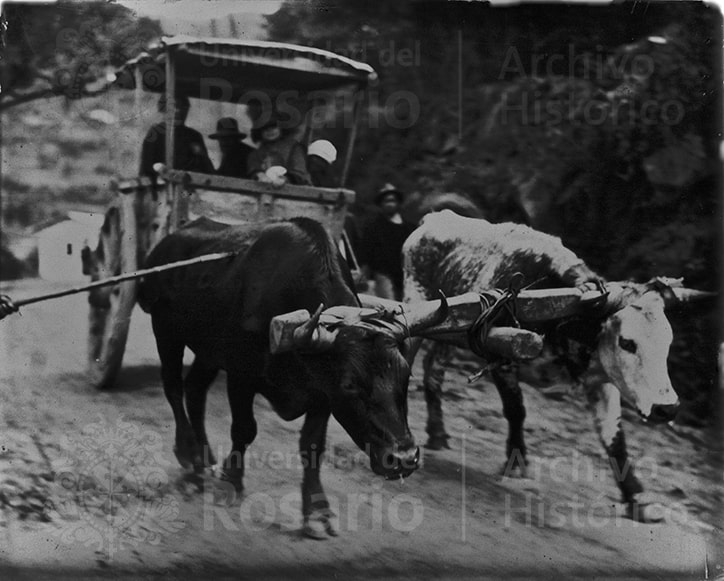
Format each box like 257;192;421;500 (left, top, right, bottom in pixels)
645;277;679;305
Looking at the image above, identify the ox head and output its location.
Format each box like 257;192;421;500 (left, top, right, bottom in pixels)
584;277;714;422
271;295;448;479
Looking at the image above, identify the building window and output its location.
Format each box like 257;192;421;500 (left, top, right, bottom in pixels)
67;243;73;255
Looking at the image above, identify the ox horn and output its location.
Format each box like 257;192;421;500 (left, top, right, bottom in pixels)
292;303;325;347
594;279;717;312
396;290;449;337
644;276;716;307
667;287;717;306
270;303;339;353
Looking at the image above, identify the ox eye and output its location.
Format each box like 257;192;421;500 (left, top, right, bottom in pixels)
618;337;637;353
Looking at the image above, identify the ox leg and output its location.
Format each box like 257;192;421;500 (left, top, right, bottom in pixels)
221;374;258;493
491;363;528;478
153;322;198;470
583;380;660;522
300;400;336;540
423;342;452;450
184;357;219;470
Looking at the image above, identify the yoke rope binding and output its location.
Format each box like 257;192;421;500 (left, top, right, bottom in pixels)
466;273;524;378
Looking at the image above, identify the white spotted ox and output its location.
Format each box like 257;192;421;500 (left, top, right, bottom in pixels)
403;210;711;521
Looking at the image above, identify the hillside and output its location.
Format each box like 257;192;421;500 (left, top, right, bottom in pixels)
0;6;273;266
1;4;269;236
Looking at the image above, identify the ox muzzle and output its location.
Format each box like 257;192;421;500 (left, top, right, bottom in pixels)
372;443;420;479
646;401;680;424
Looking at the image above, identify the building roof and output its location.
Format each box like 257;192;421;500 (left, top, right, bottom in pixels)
35;213;104;238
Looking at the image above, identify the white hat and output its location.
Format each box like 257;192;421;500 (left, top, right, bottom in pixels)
308;140;337;164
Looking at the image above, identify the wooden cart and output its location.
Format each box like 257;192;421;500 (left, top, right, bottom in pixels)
86;36;374;388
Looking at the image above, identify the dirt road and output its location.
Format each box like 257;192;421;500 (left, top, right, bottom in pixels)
0;279;721;580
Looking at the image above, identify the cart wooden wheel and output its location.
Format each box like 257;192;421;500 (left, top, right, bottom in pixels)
87;193;138;389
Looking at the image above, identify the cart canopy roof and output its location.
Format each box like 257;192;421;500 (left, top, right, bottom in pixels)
112;35;377;101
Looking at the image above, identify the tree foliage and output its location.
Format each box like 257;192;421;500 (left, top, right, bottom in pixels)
0;1;162;110
267;2;719;275
267;1;721;422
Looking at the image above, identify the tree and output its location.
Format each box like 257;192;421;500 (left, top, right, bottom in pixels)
266;1;721;423
0;1;162;110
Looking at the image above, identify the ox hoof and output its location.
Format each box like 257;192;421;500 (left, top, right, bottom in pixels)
425;435;450;451
302;511;338;540
176;471;205;497
204;467;242;505
173;446;195;471
214;465;244;494
174;438;207;473
625;501;667;523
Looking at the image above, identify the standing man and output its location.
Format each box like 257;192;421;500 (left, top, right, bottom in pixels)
209;117;254;178
139;93;214;179
360;183;416;300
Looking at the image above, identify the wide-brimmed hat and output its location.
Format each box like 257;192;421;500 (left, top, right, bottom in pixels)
375;183;404;205
209;117;247;140
307;140;337;164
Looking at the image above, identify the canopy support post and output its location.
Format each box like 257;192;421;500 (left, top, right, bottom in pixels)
165;47;186;229
165;47;176;175
340;89;363;188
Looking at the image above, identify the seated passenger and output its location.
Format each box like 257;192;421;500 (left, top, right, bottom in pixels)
139;93;214;179
209;117;255;178
307;139;338;188
246;115;311;186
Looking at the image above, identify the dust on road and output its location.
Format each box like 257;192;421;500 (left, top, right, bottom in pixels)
0;279;721;580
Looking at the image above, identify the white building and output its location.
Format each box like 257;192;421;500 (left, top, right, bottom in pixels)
36;212;105;282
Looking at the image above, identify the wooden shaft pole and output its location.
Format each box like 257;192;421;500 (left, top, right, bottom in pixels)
8;251;237;308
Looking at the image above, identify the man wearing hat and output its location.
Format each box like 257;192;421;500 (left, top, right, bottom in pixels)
209;117;255;178
139;93;214;179
359;183;416;300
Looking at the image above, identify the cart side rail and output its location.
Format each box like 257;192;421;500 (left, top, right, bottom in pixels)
162;170;355;241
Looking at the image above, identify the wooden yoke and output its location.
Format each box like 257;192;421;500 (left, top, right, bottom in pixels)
360;288;593;328
358;288;597;361
432;327;543;360
361;292;544;360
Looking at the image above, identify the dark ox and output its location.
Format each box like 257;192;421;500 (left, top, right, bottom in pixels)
403;210;708;521
138;217;444;538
